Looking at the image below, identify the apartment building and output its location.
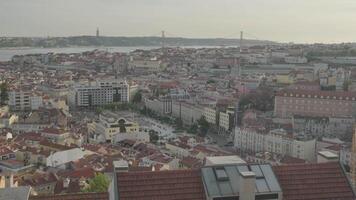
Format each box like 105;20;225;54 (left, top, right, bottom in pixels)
8;90;43;111
203;107;216;125
274;89;356;118
171;101;203;126
234;128;316;162
292;115;354;138
68;79;129;108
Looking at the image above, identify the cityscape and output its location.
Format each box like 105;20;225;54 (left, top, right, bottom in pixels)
1;1;356;200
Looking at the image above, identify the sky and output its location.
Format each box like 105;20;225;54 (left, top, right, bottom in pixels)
1;0;356;43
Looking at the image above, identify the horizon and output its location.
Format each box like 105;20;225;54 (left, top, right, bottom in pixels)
2;35;356;46
1;0;356;44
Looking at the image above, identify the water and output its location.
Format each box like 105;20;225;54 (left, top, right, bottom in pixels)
0;46;161;61
0;45;225;61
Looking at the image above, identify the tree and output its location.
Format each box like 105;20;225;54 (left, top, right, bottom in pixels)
188;123;198;134
197;116;209;137
343;80;351;91
132;90;142;104
238;85;274;113
174;118;183;130
149;130;159;144
0;82;8;106
82;173;110;193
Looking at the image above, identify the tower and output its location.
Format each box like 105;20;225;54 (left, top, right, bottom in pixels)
96;28;100;37
238;31;243;78
351;125;356;188
161;30;166;56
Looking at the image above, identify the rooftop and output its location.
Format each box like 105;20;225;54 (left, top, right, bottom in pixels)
273;162;355;200
117;169;205;200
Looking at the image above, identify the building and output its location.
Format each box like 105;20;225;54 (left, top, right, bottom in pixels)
351;125;356;187
128;59;161;73
218;107;235;134
273;162;355;200
46;148;85;168
203;107;216;125
144;97;172;115
68;79;129;108
234;128;316;162
292;115;354;138
8;90;43;111
171;101;203;126
88;112;140;143
18;156;356;200
274;89;356;118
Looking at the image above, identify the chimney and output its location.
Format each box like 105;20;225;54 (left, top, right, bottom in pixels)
238;171;256;200
113;160;129;173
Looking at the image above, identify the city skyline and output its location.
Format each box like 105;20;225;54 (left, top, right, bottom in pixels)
1;0;356;43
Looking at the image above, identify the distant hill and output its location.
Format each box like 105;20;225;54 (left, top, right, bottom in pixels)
0;36;278;48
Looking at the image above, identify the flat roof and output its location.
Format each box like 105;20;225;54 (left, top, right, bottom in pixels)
205;156;246;167
318;151;338;158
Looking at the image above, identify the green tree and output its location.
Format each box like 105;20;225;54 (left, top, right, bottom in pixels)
149;130;159;144
197;116;209;137
82;173;110;193
343;80;351;91
0;82;8;106
132;90;142;104
174;118;183;130
188;123;198;134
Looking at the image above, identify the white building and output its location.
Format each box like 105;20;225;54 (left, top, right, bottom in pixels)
144;97;172;115
203;107;216;125
128;59;161;73
88;112;140;143
46;148;85;168
8;91;43;111
171;101;203;126
234;128;316;162
68;79;129;108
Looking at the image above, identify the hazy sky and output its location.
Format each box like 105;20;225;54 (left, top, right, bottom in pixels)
1;0;356;43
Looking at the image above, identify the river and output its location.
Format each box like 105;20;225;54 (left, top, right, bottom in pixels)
0;46;224;61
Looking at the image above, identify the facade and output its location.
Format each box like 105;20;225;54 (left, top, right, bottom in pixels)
128;59;161;73
218;108;235;133
292;115;354;138
8;91;43;111
274;89;356;118
171;101;203;126
203;107;216;125
88;112;140;143
234;128;316;162
68;79;129;108
144;97;172;115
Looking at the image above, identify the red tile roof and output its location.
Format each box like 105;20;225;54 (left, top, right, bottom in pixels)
29;192;108;200
117;169;205;200
57;167;96;179
276;89;356;100
273;162;355;200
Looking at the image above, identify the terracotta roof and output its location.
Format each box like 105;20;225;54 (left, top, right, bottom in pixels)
277;89;356;100
117;169;205;200
0;146;14;156
57;167;96;179
29;192;108;200
273;162;355;200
